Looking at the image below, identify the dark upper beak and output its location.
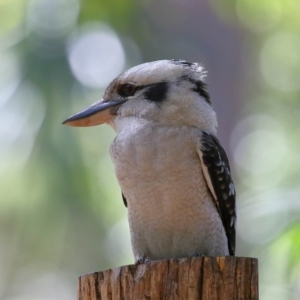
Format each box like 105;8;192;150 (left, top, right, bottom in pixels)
62;99;126;127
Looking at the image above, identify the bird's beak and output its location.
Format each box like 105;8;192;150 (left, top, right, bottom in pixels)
62;99;126;127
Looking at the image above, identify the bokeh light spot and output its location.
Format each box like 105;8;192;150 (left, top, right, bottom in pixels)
235;130;287;174
27;0;80;38
236;0;282;33
0;82;45;174
0;0;27;37
260;32;300;92
231;114;289;189
68;23;125;88
237;188;300;246
0;51;21;109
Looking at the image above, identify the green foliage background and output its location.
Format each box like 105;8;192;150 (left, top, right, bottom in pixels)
0;0;299;299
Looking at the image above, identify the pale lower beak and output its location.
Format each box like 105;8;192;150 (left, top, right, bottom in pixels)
63;99;126;127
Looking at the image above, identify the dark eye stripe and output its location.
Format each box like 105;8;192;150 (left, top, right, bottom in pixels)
143;82;168;103
190;79;210;104
117;82;169;102
181;76;211;104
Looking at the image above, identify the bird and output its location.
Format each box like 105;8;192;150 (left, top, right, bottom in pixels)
63;59;236;263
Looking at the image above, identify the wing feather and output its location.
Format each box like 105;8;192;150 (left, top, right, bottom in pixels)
122;192;127;207
198;132;236;256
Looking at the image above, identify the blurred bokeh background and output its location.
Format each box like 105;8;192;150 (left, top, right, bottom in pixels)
0;0;299;299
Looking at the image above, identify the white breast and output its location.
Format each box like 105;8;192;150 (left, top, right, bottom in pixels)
110;117;228;261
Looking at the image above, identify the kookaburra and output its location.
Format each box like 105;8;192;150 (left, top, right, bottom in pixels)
63;60;236;263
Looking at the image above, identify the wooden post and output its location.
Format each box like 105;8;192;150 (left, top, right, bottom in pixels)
78;256;258;300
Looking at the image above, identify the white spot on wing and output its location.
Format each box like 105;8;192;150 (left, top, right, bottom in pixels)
229;182;235;196
199;150;218;201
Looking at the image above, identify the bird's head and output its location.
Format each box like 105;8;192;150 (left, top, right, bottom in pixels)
63;60;218;135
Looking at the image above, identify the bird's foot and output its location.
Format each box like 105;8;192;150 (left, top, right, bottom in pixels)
135;255;150;264
193;252;205;257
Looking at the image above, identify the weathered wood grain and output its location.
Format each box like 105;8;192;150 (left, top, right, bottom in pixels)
78;257;258;300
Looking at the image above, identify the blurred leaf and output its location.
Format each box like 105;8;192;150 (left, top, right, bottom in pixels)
0;0;27;37
272;224;300;278
79;0;139;32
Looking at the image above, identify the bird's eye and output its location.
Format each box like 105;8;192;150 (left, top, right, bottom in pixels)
122;83;137;97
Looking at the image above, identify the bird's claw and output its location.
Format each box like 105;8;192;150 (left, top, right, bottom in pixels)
194;252;205;257
135;256;149;264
